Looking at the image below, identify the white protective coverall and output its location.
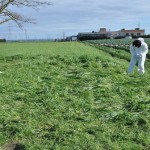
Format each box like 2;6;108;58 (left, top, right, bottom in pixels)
128;38;148;74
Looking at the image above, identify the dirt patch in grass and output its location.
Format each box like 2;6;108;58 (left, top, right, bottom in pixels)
2;142;25;150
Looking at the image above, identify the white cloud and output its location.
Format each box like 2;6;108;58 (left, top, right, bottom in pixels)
1;0;150;40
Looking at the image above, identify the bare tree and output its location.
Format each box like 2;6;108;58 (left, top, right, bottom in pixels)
0;0;51;28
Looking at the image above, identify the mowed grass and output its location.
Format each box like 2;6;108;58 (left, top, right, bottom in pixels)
0;42;102;57
0;42;150;150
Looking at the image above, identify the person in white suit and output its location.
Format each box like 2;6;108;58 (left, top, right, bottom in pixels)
128;37;148;74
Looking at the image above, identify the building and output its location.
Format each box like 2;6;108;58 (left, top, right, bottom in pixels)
99;28;107;34
77;27;146;40
109;31;120;38
108;28;145;38
119;28;145;37
66;36;77;41
78;28;108;40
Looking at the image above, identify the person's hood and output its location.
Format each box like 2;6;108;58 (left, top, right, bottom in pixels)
138;37;144;43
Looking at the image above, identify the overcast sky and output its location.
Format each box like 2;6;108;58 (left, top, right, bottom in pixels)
1;0;150;40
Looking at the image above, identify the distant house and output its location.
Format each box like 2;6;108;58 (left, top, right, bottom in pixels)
108;28;145;38
99;28;107;34
78;28;108;40
78;32;107;37
66;36;77;41
77;27;146;40
119;28;145;37
109;31;120;38
71;36;77;41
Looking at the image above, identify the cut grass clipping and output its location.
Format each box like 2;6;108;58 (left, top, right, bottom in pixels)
0;42;150;150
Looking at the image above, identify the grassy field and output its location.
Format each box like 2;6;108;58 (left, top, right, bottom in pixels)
0;42;102;57
0;41;150;150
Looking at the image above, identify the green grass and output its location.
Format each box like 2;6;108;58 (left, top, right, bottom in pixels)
0;41;150;150
0;42;102;57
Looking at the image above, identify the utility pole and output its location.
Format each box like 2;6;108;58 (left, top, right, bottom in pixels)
63;32;65;40
24;29;28;40
8;23;12;40
138;22;140;29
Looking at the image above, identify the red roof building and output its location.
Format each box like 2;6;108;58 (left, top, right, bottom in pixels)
119;28;145;37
